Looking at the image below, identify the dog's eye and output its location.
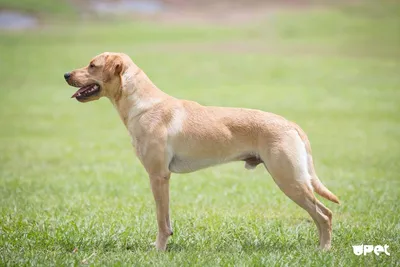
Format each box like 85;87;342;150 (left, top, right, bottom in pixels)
89;63;96;68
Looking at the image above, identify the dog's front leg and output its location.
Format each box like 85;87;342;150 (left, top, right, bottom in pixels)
136;135;173;251
149;173;172;251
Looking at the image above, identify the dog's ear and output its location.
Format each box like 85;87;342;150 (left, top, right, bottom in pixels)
104;55;125;80
114;58;123;76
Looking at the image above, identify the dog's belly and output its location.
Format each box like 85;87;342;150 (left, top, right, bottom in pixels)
168;156;223;173
168;152;257;173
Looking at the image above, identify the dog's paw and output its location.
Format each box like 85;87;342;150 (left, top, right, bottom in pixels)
155;243;167;251
150;240;167;251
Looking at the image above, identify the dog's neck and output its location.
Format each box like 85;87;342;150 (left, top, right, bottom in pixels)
109;66;169;130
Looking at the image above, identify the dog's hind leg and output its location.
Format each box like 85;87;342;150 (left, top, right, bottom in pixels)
259;130;333;249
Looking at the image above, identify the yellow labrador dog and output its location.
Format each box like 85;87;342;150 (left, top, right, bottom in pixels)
64;52;339;251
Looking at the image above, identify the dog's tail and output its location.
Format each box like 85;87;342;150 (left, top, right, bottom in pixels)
307;147;340;204
311;175;340;204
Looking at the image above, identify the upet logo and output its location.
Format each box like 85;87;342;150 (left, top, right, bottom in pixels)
352;244;390;256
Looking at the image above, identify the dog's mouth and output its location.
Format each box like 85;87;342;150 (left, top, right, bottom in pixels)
71;84;101;101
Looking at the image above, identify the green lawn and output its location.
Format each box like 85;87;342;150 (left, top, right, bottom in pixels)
0;2;399;266
0;0;73;16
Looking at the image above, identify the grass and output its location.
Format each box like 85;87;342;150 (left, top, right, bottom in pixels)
0;1;399;266
0;0;74;16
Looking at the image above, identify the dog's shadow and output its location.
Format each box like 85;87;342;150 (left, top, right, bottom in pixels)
125;220;316;253
166;240;310;253
125;237;313;253
124;241;185;252
166;242;185;252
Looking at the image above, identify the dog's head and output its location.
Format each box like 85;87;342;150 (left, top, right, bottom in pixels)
64;52;131;103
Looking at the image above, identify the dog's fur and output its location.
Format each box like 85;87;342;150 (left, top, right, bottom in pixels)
65;52;339;251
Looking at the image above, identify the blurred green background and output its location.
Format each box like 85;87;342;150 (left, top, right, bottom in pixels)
0;0;399;266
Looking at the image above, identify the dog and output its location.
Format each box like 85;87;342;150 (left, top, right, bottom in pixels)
64;52;339;251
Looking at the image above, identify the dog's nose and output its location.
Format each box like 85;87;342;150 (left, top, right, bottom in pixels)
64;72;71;80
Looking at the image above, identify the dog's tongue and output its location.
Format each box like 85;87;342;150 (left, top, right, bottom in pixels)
71;85;91;98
